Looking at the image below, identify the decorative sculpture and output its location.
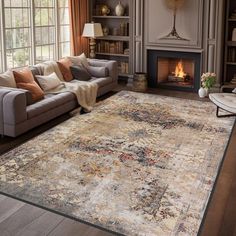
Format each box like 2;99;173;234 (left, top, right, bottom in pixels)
160;0;189;41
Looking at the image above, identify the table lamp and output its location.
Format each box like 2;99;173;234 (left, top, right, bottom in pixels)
82;22;103;58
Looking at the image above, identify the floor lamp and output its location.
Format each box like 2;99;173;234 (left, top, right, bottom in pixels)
82;22;103;58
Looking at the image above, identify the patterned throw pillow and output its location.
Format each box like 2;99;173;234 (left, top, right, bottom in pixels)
36;72;62;91
13;68;44;102
57;58;73;82
0;70;17;88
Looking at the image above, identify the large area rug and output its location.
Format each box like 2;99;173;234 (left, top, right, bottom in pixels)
0;91;235;235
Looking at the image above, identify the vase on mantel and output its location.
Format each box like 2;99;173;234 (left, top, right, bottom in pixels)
115;1;125;16
198;87;208;98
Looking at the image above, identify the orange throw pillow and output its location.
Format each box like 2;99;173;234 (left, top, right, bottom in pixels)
13;68;44;102
57;58;73;82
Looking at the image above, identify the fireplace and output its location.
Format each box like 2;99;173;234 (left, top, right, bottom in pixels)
147;50;201;92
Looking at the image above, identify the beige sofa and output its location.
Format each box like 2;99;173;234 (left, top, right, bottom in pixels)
0;59;118;137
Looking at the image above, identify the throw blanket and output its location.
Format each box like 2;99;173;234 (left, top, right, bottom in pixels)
47;80;98;112
36;61;64;81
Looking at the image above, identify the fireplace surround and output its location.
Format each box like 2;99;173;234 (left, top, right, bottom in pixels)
147;50;202;92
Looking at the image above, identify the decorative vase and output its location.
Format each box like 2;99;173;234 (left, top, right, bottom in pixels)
115;1;125;16
204;88;209;97
198;87;207;98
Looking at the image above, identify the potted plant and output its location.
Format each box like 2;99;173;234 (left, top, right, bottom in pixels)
199;72;216;98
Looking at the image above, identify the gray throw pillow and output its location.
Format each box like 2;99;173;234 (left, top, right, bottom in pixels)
232;88;236;94
70;65;91;81
87;66;109;78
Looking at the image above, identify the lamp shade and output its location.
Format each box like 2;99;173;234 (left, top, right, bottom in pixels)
82;23;103;38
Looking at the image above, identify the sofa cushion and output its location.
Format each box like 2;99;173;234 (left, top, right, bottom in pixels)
70;65;91;81
0;70;17;88
87;66;109;77
89;77;113;87
27;92;75;119
67;53;89;68
13;68;44;102
36;72;62;91
57;58;73;82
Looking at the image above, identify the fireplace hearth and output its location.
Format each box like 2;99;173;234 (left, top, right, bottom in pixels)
147;50;201;92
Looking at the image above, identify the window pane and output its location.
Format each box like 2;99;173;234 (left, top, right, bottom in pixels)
13;48;30;67
4;9;11;28
59;8;69;25
58;4;70;58
4;0;31;69
60;26;70;42
0;15;2;73
5;28;30;49
34;0;55;62
4;0;11;7
60;42;70;58
58;0;68;8
34;0;54;8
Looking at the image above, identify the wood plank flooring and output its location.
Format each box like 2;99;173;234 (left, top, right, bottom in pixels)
0;86;235;236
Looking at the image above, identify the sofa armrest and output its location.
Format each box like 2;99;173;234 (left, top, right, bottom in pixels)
87;59;118;82
0;88;27;128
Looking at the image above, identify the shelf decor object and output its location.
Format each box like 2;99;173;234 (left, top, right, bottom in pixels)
100;5;110;16
160;0;189;41
115;1;125;16
82;22;103;58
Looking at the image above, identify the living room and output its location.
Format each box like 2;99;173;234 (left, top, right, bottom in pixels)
0;0;236;236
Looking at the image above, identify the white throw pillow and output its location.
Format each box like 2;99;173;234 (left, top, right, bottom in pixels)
36;72;62;91
67;53;89;68
232;88;236;94
0;70;17;88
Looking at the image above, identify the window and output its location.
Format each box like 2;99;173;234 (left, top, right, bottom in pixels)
34;0;55;63
3;0;31;68
58;0;70;58
0;5;2;73
0;0;71;71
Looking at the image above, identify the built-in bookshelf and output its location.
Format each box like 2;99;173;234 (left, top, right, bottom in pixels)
90;0;133;78
224;0;236;84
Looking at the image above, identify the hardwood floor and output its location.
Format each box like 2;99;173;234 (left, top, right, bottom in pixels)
0;195;113;236
0;86;235;236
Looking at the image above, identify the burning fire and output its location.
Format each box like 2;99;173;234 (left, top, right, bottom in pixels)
174;61;186;78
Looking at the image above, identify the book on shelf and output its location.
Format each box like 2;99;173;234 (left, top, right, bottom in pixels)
96;41;127;55
110;22;129;36
228;47;236;62
119;62;129;74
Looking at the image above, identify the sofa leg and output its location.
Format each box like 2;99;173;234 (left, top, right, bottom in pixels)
216;106;236;118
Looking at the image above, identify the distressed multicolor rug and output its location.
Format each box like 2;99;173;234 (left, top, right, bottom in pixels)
0;91;235;236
